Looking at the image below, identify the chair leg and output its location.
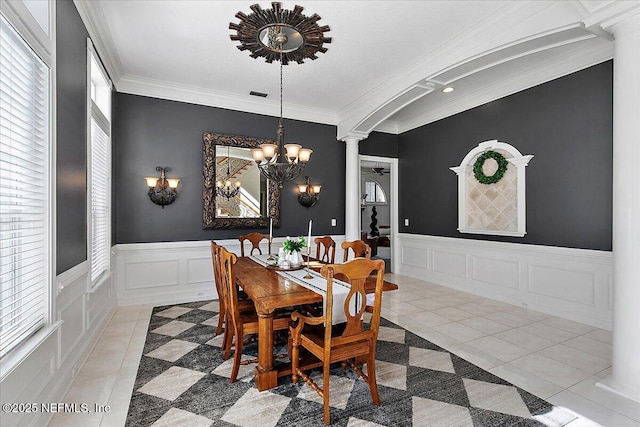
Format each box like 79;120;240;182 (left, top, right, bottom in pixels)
366;352;381;406
223;317;233;361
291;337;299;384
323;362;331;425
215;302;225;335
230;332;243;383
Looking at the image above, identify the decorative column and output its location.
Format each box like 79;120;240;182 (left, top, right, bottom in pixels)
597;9;640;403
343;134;364;241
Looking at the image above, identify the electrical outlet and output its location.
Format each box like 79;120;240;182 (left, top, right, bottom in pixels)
331;218;337;227
404;218;409;226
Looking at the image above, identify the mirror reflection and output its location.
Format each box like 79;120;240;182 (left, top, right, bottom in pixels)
215;146;268;218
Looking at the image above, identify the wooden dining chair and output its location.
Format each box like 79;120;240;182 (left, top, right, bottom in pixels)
239;232;271;257
217;245;291;383
341;239;371;262
210;242;253;355
290;258;385;425
314;236;336;263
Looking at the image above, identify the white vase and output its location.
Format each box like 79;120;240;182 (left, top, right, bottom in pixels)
286;250;302;267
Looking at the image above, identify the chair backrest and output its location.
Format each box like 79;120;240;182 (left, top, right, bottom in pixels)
211;241;224;299
314;236;336;264
239;232;270;257
216;245;241;329
341;240;371;262
320;258;385;342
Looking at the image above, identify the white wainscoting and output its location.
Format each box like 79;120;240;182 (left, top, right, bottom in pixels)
397;234;613;330
1;258;118;427
114;236;348;307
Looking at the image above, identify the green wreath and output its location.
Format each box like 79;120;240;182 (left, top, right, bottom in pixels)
473;150;508;184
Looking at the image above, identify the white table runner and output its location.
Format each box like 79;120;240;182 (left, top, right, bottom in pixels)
250;254;354;324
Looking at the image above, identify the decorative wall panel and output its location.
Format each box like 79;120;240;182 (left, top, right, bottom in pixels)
451;140;533;237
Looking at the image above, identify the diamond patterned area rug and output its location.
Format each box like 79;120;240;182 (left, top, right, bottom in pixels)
126;300;576;426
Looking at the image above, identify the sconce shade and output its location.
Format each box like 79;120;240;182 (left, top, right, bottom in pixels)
145;177;159;187
297;176;321;208
146;166;178;208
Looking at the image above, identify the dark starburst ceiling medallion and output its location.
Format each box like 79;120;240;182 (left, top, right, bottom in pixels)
229;2;331;64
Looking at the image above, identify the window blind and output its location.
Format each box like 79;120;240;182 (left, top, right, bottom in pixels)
89;117;109;285
0;15;50;358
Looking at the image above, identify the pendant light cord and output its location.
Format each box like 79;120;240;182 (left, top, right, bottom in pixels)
279;50;283;126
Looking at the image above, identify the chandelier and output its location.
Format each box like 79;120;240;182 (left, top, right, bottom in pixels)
215;146;241;200
230;2;331;187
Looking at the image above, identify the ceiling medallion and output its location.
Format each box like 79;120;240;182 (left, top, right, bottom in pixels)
229;2;331;64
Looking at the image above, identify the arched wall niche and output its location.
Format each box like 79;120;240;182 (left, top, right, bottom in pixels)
450;140;533;237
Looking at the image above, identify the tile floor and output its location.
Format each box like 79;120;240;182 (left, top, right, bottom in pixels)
49;274;640;427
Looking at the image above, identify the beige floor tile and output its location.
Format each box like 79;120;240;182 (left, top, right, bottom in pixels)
445;342;504;371
493;329;555;352
466;336;530;362
48;411;104;427
517;323;579;343
62;375;117;407
431;307;477;322
538;344;611;374
432;322;486;343
382;300;424;315
489;363;563;399
100;320;138;339
456;302;500;316
407;298;449;310
483;311;535;328
458;317;511;335
563;336;612;361
508;354;592;388
583;328;613;345
539;317;597;335
405;310;450;327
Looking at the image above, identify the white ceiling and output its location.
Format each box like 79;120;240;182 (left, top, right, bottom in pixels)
76;1;628;137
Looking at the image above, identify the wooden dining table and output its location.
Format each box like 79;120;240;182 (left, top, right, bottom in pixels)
233;256;398;391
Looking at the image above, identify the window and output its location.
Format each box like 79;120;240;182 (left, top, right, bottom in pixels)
87;44;111;288
0;14;51;358
364;181;386;204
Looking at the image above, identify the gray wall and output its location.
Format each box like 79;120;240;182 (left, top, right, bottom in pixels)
360;131;399;158
56;0;89;274
398;61;613;251
113;93;345;243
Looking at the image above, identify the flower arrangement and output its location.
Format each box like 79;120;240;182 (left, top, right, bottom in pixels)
282;236;306;253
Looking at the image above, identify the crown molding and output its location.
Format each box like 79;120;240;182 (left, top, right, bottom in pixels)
392;42;613;134
73;0;124;82
116;75;338;126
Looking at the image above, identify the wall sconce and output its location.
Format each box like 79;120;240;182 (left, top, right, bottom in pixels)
296;176;321;208
145;166;179;209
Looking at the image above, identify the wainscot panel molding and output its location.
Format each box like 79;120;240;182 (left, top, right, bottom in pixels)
397;233;613;330
114;236;348;307
0;259;117;427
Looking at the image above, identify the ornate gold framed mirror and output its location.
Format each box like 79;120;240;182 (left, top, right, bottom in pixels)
202;132;280;229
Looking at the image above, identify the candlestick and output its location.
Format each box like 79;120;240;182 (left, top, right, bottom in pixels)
267;217;275;261
303;245;313;279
